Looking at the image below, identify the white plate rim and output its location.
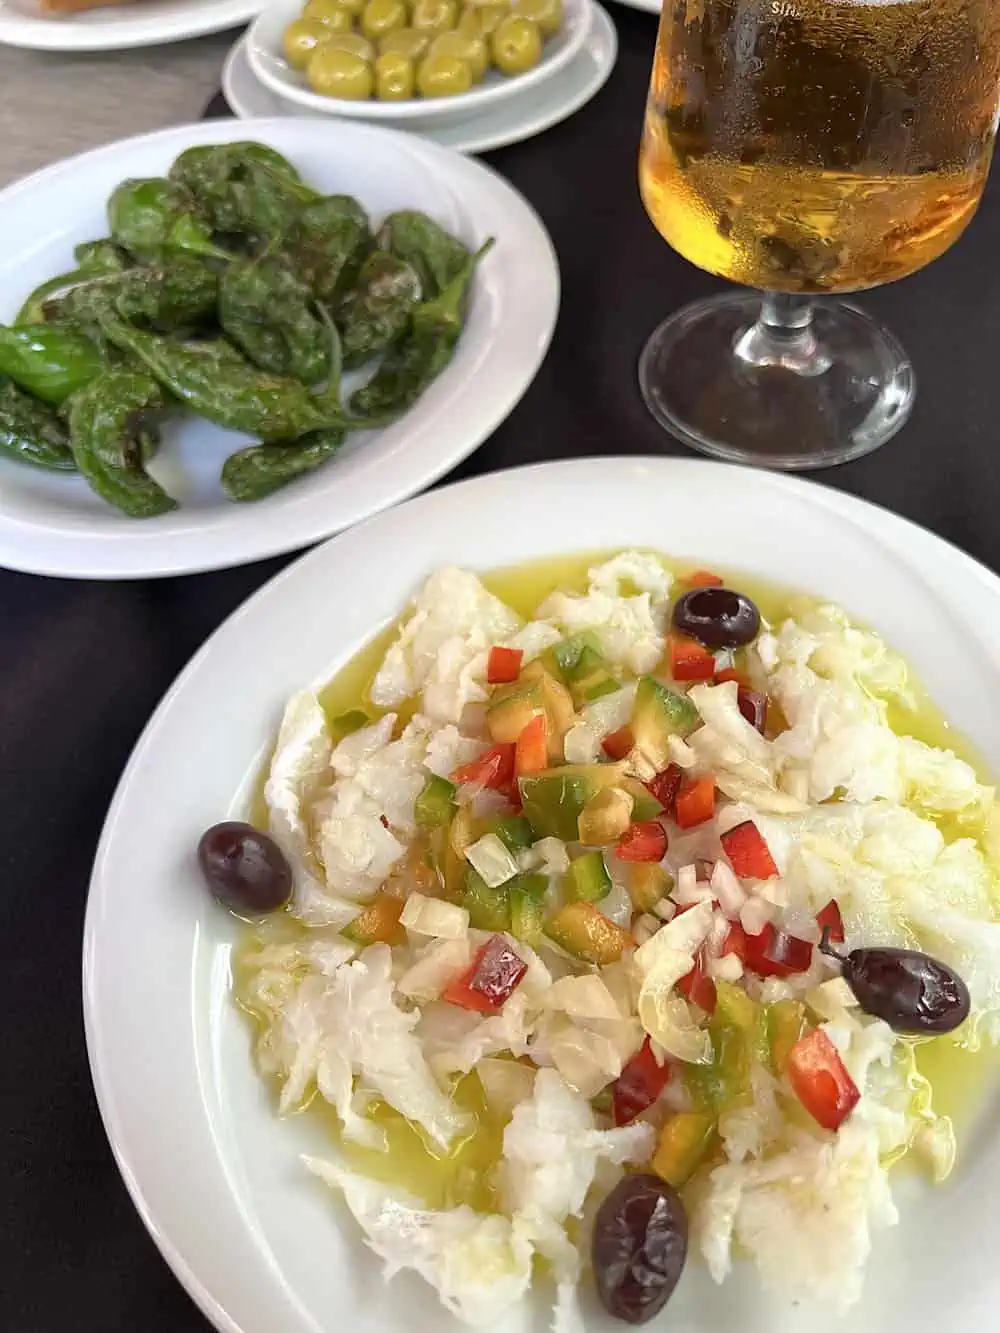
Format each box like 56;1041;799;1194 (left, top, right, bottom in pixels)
83;455;1000;1333
246;0;590;122
222;4;618;156
0;118;559;580
0;0;262;52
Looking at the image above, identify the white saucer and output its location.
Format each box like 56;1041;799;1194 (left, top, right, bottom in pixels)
223;2;618;156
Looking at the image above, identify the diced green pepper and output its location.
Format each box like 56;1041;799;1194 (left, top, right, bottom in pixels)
569;642;619;708
652;1112;717;1187
414;774;458;830
631;675;700;769
627;862;674;912
552;631;603;679
486;683;545;744
766;999;808;1077
510;872;548;946
463;868;511;931
332;708;370;737
544;900;631;964
564;850;612;902
687;981;759;1112
492;815;534;853
519;762;628;841
620;777;664;823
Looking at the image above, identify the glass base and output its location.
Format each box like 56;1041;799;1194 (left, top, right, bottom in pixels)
638;292;916;470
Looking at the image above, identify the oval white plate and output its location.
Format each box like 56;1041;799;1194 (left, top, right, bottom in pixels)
611;0;657;13
247;0;589;125
84;457;1000;1333
0;0;261;52
0;118;557;579
224;4;617;156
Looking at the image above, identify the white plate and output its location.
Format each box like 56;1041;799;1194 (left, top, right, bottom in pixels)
223;4;617;155
0;0;261;52
0;118;558;579
610;0;657;13
247;0;589;125
84;457;1000;1333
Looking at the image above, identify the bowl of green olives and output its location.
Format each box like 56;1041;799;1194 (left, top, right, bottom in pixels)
247;0;590;125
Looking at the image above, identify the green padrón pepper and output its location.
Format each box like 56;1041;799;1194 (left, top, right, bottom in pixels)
108;178;231;264
0;378;77;471
337;251;421;369
285;195;371;304
67;371;175;518
221;429;346;502
0;324;105;405
375;211;472;298
350;239;493;420
219;252;330;384
168;142;319;241
15;241;130;326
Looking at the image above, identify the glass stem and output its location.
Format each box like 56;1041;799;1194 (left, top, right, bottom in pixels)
734;292;831;377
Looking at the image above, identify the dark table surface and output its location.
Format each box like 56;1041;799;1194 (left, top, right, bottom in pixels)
4;6;1000;1331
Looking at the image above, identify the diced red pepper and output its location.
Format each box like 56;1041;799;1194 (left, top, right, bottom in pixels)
676;953;717;1014
817;899;845;944
786;1028;860;1131
721;921;749;961
487;645;523;684
452;743;516;790
617;821;668;862
720;821;779;880
515;713;548;777
687;570;724;588
668;632;717;682
646;763;683;813
443;934;528;1014
675;776;715;829
611;1038;672;1126
602;724;635;761
743;922;814;978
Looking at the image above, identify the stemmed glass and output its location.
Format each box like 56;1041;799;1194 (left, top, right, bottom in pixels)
638;0;1000;469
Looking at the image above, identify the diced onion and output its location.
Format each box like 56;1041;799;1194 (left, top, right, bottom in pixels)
547;974;622;1023
654;898;677;921
740;896;775;936
398;938;474;1000
465;833;519;887
598;881;634;927
400;893;470;939
711;860;747;918
708;953;744;983
476;1057;536;1116
634;914;661;944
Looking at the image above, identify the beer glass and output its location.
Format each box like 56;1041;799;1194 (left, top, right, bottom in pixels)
638;0;1000;468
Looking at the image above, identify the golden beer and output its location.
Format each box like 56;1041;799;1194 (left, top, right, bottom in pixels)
639;0;1000;292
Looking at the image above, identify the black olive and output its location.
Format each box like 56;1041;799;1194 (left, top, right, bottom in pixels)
197;821;293;915
592;1173;688;1325
672;587;761;650
819;930;971;1035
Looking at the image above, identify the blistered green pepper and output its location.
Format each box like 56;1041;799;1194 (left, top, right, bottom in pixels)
99;314;350;441
15;241;130;326
376;210;472;298
51;259;219;336
0;378;77;472
67;371;175;518
219;252;330;384
220;429;346;502
0;324;105;405
285;195;372;304
337;251;421;369
168;142;320;241
350;239;492;420
108;178;232;265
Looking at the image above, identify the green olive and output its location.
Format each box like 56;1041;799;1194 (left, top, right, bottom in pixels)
319;30;377;58
360;0;407;39
416;50;473;96
465;1;506;38
374;50;416;98
307;44;376;97
428;29;487;80
379;26;431;59
283;18;333;68
490;14;541;74
411;0;459;34
302;0;358;27
511;0;560;36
